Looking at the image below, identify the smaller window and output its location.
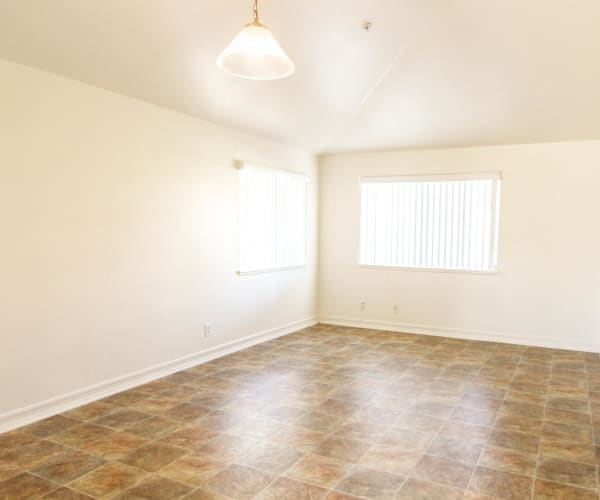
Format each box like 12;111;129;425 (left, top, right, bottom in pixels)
238;162;308;274
360;172;501;272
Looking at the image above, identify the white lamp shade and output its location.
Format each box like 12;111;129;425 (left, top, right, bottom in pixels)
217;24;295;80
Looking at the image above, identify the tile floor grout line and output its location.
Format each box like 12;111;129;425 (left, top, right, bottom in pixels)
528;351;546;500
282;371;381;498
380;336;463;496
393;337;485;497
2;325;599;499
62;459;151;499
223;352;352;499
286;339;454;498
462;342;505;499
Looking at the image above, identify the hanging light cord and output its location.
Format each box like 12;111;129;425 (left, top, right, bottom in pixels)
253;0;259;23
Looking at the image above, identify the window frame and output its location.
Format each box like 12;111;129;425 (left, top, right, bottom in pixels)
236;161;309;276
358;172;502;275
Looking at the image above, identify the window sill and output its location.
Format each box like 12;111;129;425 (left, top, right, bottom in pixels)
237;265;306;276
359;265;499;276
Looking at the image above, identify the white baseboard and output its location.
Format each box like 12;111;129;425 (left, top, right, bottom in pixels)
319;315;600;353
0;317;317;434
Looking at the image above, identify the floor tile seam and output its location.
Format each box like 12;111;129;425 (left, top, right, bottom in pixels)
121;433;210;455
193;461;287;500
245;468;286;499
43;424;121;450
318;405;422;491
536;447;600;468
21;446;110;478
538;380;599;471
464;360;521;498
402;369;469;492
8;436;116;478
62;459;151;497
527;477;600;496
317;458;376;500
11;330;592;498
273;363;411;497
280;462;357;496
586;367;595;420
509;358;540;500
86;413;157;431
149;438;249;480
150;453;205;488
531;361;552;500
238;443;311;499
239;390;368;495
532;473;600;493
296;411;374;475
113;474;193;500
328;458;409;500
185;487;237;500
4;470;64;499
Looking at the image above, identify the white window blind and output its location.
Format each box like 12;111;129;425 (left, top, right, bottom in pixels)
239;163;308;274
360;173;501;272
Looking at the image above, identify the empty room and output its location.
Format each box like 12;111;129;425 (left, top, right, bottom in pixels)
1;1;599;499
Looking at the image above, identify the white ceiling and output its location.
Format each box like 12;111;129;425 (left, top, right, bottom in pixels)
1;0;599;153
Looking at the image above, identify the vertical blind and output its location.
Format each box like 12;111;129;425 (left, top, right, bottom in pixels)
360;173;501;272
239;163;308;273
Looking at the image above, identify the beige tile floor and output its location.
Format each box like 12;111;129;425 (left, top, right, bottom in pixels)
0;324;599;499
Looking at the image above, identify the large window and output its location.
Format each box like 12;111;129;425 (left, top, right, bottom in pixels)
239;162;308;274
360;173;501;272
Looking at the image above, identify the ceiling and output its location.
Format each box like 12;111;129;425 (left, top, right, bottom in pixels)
1;0;599;153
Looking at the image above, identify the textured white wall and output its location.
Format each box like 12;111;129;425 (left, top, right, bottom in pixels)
0;59;317;415
319;142;600;352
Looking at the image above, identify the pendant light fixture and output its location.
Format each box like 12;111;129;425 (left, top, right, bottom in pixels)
217;0;295;80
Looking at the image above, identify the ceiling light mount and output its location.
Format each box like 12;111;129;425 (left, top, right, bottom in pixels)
252;0;260;24
217;0;295;80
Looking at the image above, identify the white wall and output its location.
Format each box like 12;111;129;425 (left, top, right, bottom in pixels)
0;59;317;423
319;142;600;353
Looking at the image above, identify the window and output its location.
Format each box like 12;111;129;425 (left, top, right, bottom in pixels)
360;173;501;272
238;162;308;274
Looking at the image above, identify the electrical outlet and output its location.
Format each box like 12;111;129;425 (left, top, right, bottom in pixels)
203;324;211;337
360;301;367;311
393;304;399;313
